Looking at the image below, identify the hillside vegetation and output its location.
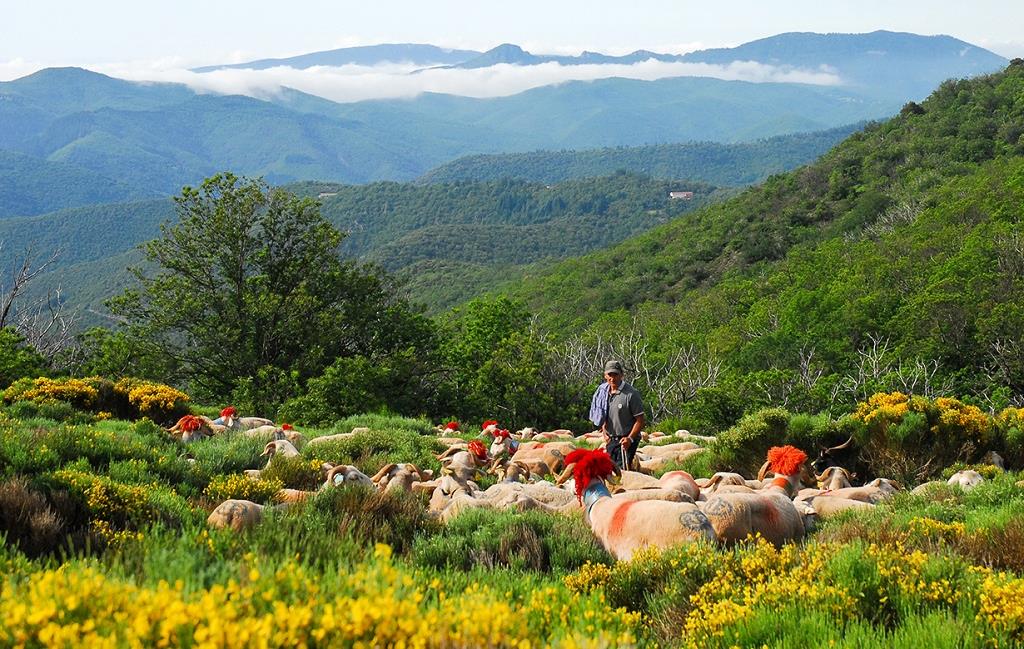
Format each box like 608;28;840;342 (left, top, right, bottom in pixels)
14;175;726;320
497;62;1024;422
418;123;860;185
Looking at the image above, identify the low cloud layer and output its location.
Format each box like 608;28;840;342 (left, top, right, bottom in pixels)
100;59;842;103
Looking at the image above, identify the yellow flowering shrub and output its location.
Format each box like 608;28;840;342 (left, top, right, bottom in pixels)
978;574;1024;641
3;377;99;408
907;516;967;541
563;561;613;593
49;469;153;525
0;545;644;648
204;474;284;503
683;537;855;647
114;378;190;422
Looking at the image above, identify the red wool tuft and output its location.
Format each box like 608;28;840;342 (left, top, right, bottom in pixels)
468;440;488;460
564;449;616;503
481;419;498;430
493;429;511;440
281;423;293;431
444;421;459;430
767;445;808;477
220;406;237;418
177;415;203;433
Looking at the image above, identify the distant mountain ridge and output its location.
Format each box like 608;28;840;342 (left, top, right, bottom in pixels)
191;44;482;72
196;31;1006;101
0;32;1007;209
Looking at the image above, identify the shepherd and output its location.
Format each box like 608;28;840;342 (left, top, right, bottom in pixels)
589;360;646;471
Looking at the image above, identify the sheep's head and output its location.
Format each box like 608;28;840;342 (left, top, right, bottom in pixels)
767;445;808;477
562;449;617;503
481;419;499;435
177;415;203;433
468;440;489;464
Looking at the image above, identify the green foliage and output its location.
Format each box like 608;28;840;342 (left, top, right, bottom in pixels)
0;329;48;388
300;428;443;475
412;508;609;573
489;63;1024;421
307;486;437;555
107;174;433;412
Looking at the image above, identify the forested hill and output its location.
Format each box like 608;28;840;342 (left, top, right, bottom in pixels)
418;124;862;185
15;174;726;323
500;62;1024;408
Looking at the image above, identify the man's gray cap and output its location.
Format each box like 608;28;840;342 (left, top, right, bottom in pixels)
604;360;625;374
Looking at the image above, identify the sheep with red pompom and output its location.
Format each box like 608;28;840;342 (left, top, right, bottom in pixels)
696;445;808;547
561;448;716;561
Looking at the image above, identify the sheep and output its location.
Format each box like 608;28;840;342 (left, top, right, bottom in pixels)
169;415;215;443
207;499;265;532
797;494;876;518
530;430;575;442
323;464;374;489
863;478;902;494
493;460;533;483
369;463;433;493
697;473;748;492
560;467;701;501
637;449;705;474
697;446;808;547
215;407;275;432
305;432;357;448
815;466;855;491
560;448;716;560
438;441;491;483
947;470;985;491
506;442;575;477
261;439;300;459
634;442;705;473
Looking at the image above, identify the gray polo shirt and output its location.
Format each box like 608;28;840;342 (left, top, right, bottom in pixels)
605;382;644;437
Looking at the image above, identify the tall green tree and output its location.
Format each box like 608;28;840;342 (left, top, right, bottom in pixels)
109;173;433;409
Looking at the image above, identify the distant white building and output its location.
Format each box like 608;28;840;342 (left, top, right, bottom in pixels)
669;191;694;200
318;192;338;199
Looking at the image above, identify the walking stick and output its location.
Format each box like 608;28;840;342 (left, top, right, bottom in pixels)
621;442;628;470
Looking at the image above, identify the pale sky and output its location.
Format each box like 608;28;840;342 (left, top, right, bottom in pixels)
1;0;1021;77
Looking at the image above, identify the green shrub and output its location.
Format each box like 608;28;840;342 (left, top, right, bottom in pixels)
710;407;792;472
309;486;437;555
258;456;323;490
301;429;442;474
413;508;609;573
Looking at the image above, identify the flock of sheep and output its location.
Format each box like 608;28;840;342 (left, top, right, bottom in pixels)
172;411;1005;561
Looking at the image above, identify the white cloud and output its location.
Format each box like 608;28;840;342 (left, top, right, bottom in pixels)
0;58;47;81
86;58;841;104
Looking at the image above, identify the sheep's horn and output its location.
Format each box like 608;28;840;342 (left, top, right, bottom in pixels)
514;461;531;482
324;465;347;487
261;442;275;457
825;436;855;452
555;462;577;486
757;460;772;481
406;463;427;482
370;463;397;483
705;474;724;491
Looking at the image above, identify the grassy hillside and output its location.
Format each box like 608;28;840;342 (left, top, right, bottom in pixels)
3;404;1024;647
418;123;862;185
499;62;1024;407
